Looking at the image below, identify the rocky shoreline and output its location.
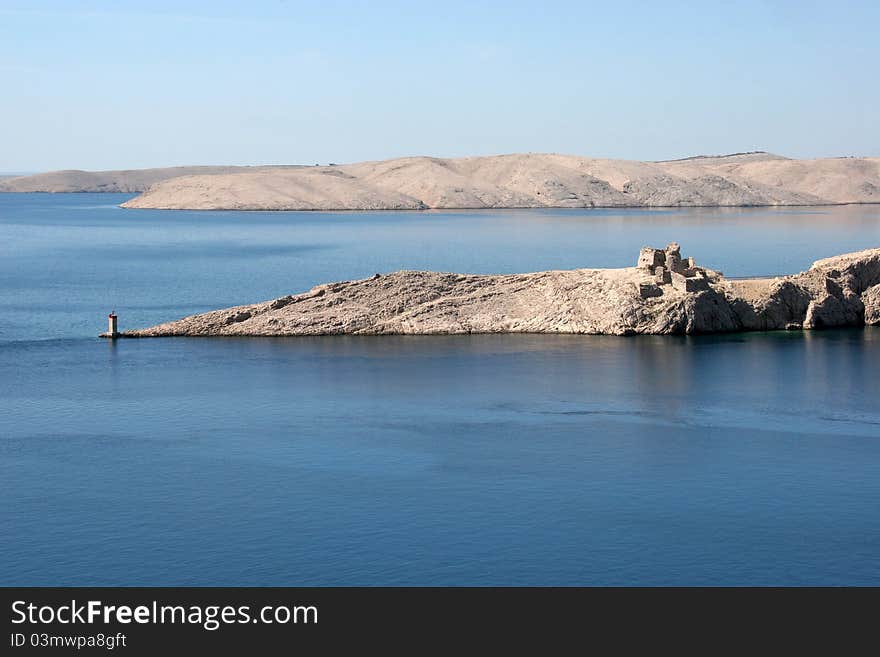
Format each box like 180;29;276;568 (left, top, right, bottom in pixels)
113;245;880;338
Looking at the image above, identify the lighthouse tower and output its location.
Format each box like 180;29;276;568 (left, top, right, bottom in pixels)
107;312;119;338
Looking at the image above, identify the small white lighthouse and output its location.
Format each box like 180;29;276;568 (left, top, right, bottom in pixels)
107;312;119;338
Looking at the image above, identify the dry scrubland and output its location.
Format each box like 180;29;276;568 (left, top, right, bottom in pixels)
2;152;878;209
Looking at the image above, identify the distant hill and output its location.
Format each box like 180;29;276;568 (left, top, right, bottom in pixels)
0;165;305;193
4;153;878;209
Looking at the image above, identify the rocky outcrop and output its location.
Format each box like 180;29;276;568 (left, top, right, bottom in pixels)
117;247;880;338
864;284;880;325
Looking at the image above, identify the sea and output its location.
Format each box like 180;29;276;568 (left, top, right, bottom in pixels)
1;193;879;585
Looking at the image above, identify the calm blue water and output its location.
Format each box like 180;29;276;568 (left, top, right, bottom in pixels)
1;194;879;585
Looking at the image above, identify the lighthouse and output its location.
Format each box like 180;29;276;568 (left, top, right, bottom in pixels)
107;312;119;338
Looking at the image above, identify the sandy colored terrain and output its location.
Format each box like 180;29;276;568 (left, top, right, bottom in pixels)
115;152;880;210
119;246;880;337
6;152;877;209
0;165;305;193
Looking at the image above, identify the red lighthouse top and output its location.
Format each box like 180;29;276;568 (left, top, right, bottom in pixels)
109;312;117;318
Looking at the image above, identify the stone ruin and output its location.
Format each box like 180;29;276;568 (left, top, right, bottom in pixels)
636;242;712;297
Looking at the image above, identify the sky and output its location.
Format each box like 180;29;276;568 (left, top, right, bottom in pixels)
1;0;878;171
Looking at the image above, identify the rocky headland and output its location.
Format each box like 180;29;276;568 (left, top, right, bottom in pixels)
117;245;880;338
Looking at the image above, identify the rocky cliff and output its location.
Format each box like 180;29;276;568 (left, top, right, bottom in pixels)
118;246;880;337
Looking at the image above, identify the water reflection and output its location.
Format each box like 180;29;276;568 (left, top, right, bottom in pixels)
186;329;880;438
3;195;880;585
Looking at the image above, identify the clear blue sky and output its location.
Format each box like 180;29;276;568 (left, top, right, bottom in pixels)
2;0;878;171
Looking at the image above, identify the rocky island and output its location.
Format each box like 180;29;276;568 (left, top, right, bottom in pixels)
116;245;880;338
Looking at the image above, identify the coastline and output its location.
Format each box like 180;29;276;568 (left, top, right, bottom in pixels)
5;152;878;211
113;245;880;338
120;199;880;211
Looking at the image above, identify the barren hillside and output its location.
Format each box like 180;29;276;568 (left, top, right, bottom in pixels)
5;153;878;209
122;152;880;210
0;165;305;193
